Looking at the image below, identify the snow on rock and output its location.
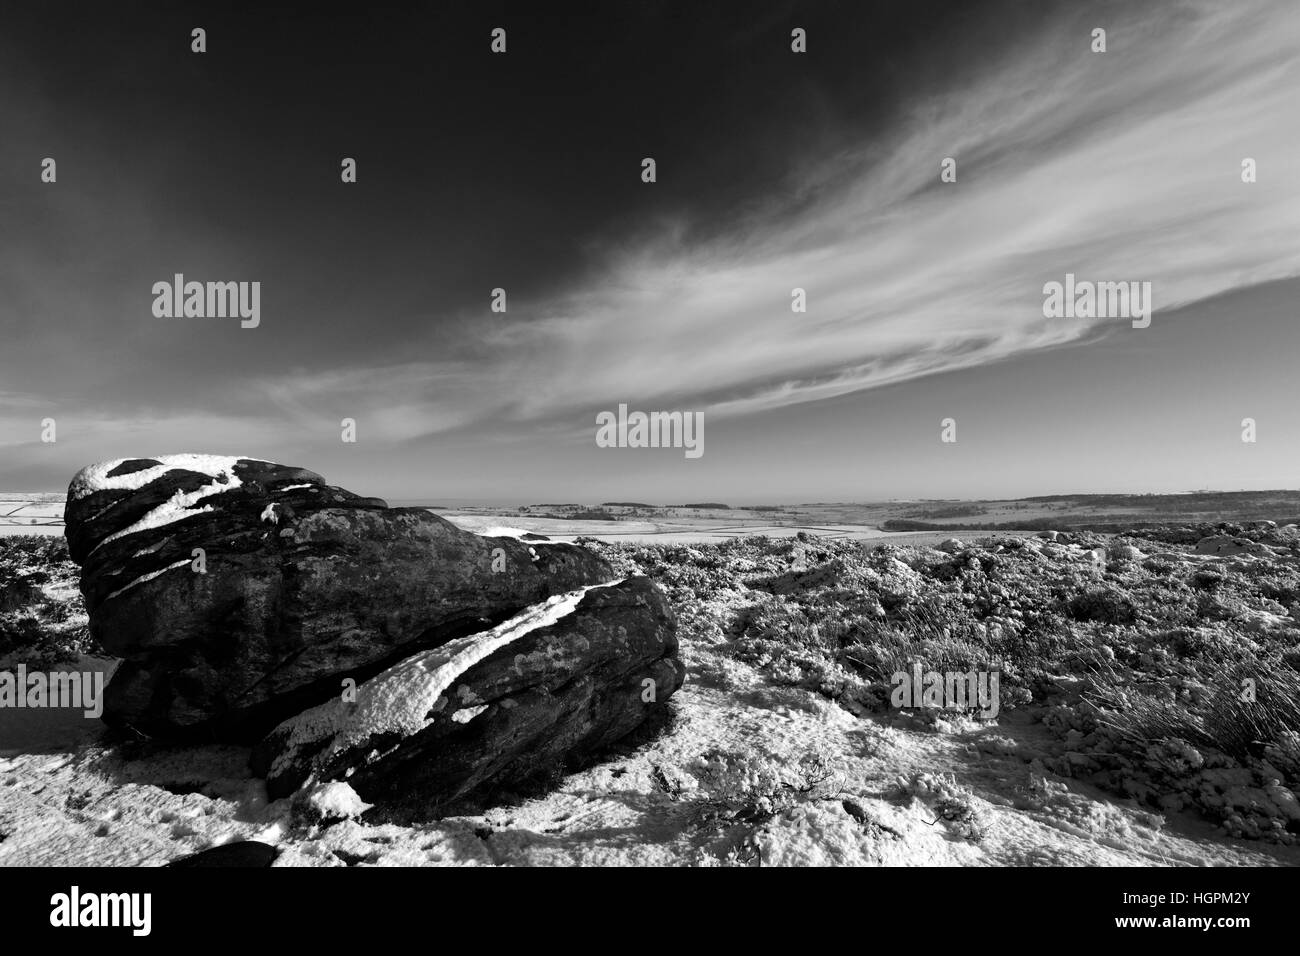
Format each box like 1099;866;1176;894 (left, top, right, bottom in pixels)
267;581;623;780
69;454;253;502
74;454;261;556
63;456;621;741
252;574;685;817
295;782;372;825
94;483;238;553
104;558;191;602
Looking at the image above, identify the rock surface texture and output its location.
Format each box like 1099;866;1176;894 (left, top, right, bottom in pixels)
64;455;680;772
253;575;683;819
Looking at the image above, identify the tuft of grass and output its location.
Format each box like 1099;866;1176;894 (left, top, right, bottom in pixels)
1089;656;1300;767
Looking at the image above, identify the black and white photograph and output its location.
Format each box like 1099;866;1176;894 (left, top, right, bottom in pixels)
1;0;1297;928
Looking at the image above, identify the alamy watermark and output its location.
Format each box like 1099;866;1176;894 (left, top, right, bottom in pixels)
595;404;703;459
50;886;151;936
890;663;1000;719
0;665;103;718
152;274;260;328
1043;273;1151;328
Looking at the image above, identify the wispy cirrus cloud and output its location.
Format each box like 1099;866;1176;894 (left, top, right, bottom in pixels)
485;0;1297;423
235;0;1299;444
6;0;1295;479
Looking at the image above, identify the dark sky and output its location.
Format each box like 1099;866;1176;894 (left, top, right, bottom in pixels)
2;1;1297;500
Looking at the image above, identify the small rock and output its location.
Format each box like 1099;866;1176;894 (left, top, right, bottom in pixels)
168;840;278;867
293;781;372;826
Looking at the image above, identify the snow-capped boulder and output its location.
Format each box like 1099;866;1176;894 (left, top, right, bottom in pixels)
64;455;615;740
252;576;684;819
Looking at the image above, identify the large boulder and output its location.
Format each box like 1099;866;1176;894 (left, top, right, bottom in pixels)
64;455;614;740
251;575;684;819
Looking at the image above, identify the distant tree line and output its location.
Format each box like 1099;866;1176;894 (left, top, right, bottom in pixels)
882;517;1064;532
902;504;985;519
882;515;1300;533
1018;491;1300;512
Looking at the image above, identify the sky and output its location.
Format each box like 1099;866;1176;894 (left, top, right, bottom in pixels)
1;0;1298;503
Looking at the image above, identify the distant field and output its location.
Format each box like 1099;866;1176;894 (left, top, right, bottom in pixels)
442;490;1300;542
443;512;915;544
6;489;1299;543
0;494;66;536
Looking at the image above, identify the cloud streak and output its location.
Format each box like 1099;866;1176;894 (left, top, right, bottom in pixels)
343;0;1293;437
5;0;1297;484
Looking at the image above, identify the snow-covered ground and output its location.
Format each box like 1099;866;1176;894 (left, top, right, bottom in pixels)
5;512;1298;866
3;636;1295;866
0;498;990;546
0;495;65;537
444;513;905;545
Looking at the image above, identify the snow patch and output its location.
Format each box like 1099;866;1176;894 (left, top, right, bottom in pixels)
78;455;258;553
104;559;191;602
70;454;255;501
474;526;536;540
270;580;623;778
451;705;489;724
302;782;371;822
